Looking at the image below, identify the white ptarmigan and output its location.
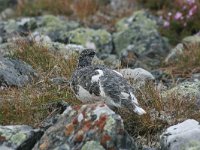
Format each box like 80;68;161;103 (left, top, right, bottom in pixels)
70;49;146;115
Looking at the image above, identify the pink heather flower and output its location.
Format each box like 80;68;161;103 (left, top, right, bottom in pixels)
188;5;198;16
186;0;196;5
182;5;187;10
174;12;183;20
164;21;170;27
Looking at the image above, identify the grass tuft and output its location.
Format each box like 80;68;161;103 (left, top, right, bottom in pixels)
0;39;80;126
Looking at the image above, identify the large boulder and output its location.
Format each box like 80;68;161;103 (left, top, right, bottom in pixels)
0;125;43;150
160;119;200;150
33;103;137;150
0;57;37;87
114;10;170;69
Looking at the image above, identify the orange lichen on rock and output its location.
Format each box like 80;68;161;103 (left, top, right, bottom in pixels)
75;130;84;142
95;114;107;131
65;123;74;136
101;134;112;145
39;140;49;150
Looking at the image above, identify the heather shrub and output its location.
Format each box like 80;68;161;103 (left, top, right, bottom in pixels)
137;0;200;45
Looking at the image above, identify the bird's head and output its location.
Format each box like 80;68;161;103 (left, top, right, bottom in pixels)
78;49;96;68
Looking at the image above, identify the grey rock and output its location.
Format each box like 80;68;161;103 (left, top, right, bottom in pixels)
0;8;14;20
160;119;200;150
119;68;155;81
0;125;43;150
0;57;37;87
33;103;138;150
118;68;155;88
165;43;184;63
114;10;170;69
31;32;52;44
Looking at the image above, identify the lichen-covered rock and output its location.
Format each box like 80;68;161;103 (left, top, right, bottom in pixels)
0;42;16;56
160;119;200;150
182;34;200;44
165;43;184;63
0;8;14;20
0;57;37;87
35;15;79;42
119;68;155;81
165;34;200;63
161;81;200;105
114;10;170;69
102;54;121;69
63;28;113;56
0;15;79;42
33;103;137;150
0;125;43;150
118;68;155;88
115;10;158;32
81;141;105;150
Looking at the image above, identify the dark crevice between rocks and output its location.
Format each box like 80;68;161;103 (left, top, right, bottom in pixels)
17;130;44;150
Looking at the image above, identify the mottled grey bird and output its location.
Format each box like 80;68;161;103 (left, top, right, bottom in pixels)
70;49;146;115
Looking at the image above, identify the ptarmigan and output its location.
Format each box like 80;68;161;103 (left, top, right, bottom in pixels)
70;49;146;115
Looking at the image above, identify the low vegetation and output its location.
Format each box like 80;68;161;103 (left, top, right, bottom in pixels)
164;43;200;78
0;40;80;126
15;0;135;31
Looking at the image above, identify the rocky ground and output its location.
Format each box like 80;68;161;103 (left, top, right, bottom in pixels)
1;0;200;150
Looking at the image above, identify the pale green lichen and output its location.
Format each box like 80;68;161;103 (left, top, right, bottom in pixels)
10;132;27;145
180;140;200;150
64;28;112;53
65;28;111;45
0;129;12;140
116;10;157;32
104;116;116;133
81;141;105;150
161;81;200;101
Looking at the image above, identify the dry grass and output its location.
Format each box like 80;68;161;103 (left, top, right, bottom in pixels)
0;39;80;126
164;43;200;78
15;0;136;32
119;81;200;147
121;44;200;146
16;0;73;16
